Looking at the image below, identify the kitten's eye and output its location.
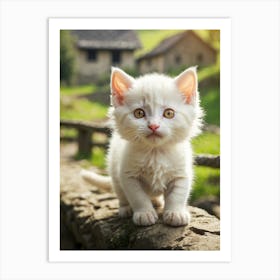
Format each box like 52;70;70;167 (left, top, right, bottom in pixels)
163;108;175;119
134;108;145;119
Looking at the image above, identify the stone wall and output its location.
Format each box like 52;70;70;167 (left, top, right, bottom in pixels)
76;49;135;84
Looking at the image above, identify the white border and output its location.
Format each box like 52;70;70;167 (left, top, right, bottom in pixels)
49;18;231;262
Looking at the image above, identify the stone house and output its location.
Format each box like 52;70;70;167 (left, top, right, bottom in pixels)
137;30;217;74
71;30;142;84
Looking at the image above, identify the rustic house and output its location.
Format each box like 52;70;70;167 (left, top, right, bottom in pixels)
71;30;142;84
137;30;217;74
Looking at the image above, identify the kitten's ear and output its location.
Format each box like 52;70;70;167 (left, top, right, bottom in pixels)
174;67;198;105
110;67;135;106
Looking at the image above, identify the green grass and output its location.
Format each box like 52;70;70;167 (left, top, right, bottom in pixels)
191;132;220;202
191;166;220;202
90;147;107;169
192;132;220;155
60;84;97;96
60;97;108;121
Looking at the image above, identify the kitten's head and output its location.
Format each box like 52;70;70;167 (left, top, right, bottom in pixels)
109;67;203;147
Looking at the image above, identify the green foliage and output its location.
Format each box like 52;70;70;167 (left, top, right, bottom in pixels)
166;64;191;77
191;166;220;202
200;87;220;126
60;30;77;85
60;84;96;96
122;67;140;78
192;132;220;155
96;73;111;87
197;63;220;81
195;30;220;50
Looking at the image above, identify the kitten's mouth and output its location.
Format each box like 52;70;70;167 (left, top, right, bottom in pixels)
146;132;163;139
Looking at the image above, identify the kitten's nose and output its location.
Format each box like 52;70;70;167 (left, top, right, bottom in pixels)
148;124;160;132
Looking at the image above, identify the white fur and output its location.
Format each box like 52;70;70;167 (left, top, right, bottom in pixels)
81;67;203;227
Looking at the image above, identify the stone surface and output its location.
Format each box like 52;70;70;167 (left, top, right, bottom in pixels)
60;159;220;250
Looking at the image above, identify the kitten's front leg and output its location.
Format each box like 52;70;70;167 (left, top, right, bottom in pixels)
163;178;191;227
121;176;158;226
115;185;132;218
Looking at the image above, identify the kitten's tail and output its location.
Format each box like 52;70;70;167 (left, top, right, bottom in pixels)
80;169;112;192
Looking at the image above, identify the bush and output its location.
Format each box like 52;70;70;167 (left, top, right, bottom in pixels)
60;30;77;85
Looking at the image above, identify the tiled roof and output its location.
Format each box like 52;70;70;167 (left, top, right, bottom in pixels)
71;30;142;50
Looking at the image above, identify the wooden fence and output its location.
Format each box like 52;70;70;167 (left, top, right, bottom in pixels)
60;119;220;168
60;119;111;154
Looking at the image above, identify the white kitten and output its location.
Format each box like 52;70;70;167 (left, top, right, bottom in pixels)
81;67;203;226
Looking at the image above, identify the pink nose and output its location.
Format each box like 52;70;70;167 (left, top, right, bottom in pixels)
148;124;160;132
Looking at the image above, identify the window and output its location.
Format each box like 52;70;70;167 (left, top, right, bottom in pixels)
196;53;203;64
87;49;97;62
111;50;121;64
175;55;181;64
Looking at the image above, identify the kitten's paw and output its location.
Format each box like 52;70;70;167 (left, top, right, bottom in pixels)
133;209;158;226
119;205;132;218
163;210;191;227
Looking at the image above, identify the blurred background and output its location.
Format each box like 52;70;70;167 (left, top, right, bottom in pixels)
60;29;220;217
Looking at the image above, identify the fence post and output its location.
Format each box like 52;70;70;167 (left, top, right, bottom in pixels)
77;128;92;156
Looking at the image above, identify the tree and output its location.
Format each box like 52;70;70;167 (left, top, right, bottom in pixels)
208;30;220;50
60;30;77;85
